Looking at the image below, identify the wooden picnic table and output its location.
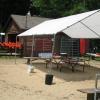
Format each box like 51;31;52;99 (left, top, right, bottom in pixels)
77;88;100;100
24;56;61;68
24;57;51;64
58;57;85;72
86;53;100;60
24;56;85;72
52;56;61;68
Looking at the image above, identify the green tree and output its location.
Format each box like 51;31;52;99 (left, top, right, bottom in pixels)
31;0;100;18
63;2;88;16
0;0;30;31
86;0;100;10
32;0;72;18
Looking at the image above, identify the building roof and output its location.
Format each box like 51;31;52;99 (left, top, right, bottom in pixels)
11;15;51;30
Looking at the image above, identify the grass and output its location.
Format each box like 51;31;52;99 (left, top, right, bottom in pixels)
0;55;20;59
95;57;100;61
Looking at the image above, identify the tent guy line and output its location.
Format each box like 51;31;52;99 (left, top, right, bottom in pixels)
80;21;100;38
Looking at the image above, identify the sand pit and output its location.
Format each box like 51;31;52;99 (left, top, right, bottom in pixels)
0;58;100;100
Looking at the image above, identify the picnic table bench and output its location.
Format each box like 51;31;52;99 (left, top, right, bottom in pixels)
58;57;85;72
24;57;52;68
0;52;20;56
24;57;40;64
24;56;62;68
77;88;100;100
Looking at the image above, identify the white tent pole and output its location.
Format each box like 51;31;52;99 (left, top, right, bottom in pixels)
52;34;56;58
71;39;73;57
50;34;56;73
15;36;17;64
47;34;56;74
30;35;34;65
43;38;44;53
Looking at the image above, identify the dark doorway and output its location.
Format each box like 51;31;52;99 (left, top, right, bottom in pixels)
8;34;17;42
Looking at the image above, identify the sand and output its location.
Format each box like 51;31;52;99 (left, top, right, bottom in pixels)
0;58;100;100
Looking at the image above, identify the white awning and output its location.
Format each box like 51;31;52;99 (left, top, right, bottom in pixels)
18;9;100;39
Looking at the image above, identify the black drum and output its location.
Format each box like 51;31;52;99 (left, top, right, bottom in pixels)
45;74;53;85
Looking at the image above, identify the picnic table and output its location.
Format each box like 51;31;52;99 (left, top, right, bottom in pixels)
0;52;20;56
24;56;62;68
24;56;86;72
86;53;100;60
77;88;100;100
24;57;51;64
58;57;85;72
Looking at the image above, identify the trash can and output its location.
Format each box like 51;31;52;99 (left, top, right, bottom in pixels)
45;74;53;85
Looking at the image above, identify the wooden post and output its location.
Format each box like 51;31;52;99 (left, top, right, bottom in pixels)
15;36;17;64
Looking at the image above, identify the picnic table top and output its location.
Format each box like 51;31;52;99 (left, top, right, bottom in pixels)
24;56;62;59
23;57;52;60
24;57;39;59
77;88;100;94
86;53;100;57
0;52;20;56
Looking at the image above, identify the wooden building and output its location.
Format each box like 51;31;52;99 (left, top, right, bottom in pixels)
5;14;89;57
5;14;50;56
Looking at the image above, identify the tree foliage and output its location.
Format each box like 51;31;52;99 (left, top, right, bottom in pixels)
31;0;100;18
0;0;30;30
32;0;71;18
0;0;100;31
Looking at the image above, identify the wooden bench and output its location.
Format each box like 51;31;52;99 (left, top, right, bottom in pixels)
58;57;85;72
24;57;40;64
77;88;100;100
24;57;52;68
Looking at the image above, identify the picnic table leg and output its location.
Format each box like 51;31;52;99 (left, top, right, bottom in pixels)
59;64;62;72
87;93;100;100
27;58;31;64
83;65;85;72
87;93;94;100
91;56;95;60
71;65;75;72
46;63;48;68
71;63;77;72
45;60;51;68
56;63;59;69
95;93;100;100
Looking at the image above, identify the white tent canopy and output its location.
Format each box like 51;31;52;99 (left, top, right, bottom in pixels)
18;9;100;39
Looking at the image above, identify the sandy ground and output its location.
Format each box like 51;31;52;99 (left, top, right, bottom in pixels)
0;58;100;100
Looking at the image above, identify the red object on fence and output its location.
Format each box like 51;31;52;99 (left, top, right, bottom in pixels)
80;39;86;56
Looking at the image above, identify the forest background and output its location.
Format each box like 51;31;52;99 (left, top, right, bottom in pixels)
0;0;100;31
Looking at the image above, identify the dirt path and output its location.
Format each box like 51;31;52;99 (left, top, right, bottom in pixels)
0;58;99;100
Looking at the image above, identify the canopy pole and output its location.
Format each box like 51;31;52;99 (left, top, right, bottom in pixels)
71;39;73;57
15;36;17;64
52;34;56;57
49;34;56;74
30;35;34;66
